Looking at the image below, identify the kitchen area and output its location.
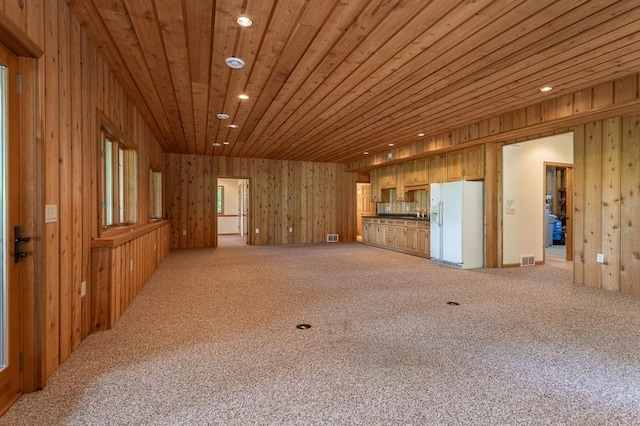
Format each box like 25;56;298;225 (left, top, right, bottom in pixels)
361;146;485;267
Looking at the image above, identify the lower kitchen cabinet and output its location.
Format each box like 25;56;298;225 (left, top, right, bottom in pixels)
362;217;430;258
418;227;430;257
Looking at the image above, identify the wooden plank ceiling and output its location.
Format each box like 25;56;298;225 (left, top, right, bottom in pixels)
66;0;640;163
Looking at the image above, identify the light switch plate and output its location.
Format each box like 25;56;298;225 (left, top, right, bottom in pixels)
45;204;58;223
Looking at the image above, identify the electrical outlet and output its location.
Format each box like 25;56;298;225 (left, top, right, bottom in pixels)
255;228;260;234
182;230;187;235
596;253;604;263
130;260;134;271
289;227;293;233
80;281;86;297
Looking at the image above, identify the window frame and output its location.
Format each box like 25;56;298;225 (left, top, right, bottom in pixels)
149;166;163;220
99;120;138;231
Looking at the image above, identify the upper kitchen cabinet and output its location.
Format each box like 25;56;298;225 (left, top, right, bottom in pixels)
428;154;447;184
404;158;428;187
379;164;397;189
370;164;396;202
446;145;484;181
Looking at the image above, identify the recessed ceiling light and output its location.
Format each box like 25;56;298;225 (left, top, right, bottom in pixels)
228;124;239;129
236;16;253;27
418;133;425;137
540;85;553;92
388;143;394;147
238;94;250;100
223;142;230;145
364;152;369;155
216;113;230;120
225;57;245;69
212;142;221;147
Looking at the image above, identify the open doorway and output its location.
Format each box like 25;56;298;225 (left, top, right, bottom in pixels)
544;164;573;262
216;177;250;247
502;132;573;267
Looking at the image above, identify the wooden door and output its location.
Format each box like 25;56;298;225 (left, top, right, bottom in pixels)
0;44;23;414
357;184;376;238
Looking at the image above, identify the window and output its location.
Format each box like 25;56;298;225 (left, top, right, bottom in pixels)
149;168;162;219
101;129;137;228
217;186;224;214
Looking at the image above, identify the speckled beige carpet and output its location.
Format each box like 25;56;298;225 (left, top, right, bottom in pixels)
3;242;640;425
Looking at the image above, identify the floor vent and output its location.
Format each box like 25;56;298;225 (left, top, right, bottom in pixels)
326;234;339;243
520;255;535;267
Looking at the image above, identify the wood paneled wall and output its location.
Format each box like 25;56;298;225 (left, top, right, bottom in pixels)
165;154;357;248
572;115;640;295
0;0;167;388
347;75;640;172
348;72;640;297
91;222;171;331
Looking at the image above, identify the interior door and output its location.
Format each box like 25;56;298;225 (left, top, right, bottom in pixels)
242;180;249;244
237;183;243;236
0;43;23;413
357;184;376;239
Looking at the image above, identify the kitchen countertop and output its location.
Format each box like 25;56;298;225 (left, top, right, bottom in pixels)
363;214;430;222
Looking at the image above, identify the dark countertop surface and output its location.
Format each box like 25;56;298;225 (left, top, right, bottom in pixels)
363;214;430;222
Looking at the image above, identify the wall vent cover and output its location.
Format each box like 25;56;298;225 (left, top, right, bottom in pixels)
520;255;535;267
326;234;339;243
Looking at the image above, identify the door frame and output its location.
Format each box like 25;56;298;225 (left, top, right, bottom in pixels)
543;162;574;262
0;40;42;415
0;33;43;414
215;177;251;246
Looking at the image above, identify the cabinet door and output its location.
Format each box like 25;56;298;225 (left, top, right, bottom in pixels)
429;154;446;183
405;227;418;252
394;226;406;249
418;227;430;256
414;158;428;185
363;221;375;243
380;164;397;188
377;224;388;245
404;160;416;186
446;150;465;181
464;145;484;180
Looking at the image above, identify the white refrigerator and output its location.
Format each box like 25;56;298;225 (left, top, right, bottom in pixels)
430;181;484;269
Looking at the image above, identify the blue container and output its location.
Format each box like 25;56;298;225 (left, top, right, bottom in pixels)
552;218;563;242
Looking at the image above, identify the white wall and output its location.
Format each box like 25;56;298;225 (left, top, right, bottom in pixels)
502;133;573;265
218;178;241;234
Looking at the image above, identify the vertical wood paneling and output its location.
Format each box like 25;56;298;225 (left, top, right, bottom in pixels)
484;142;499;268
202;156;213;247
58;0;72;363
601;118;621;292
70;12;82;352
6;0;169;386
620;116;640;295
572;125;586;285
583;121;603;288
83;30;97;338
43;0;60;379
165;155;357;248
